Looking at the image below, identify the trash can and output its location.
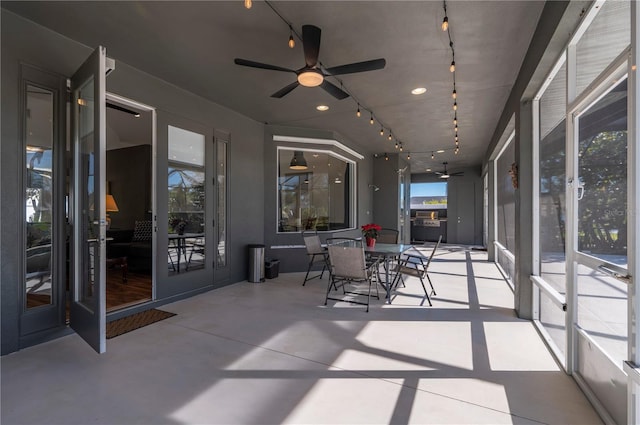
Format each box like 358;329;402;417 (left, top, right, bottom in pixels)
265;258;280;279
248;244;265;282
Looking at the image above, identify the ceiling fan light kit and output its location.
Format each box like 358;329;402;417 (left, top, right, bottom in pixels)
297;70;323;87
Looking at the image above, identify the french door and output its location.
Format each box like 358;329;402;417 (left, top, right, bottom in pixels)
69;46;111;353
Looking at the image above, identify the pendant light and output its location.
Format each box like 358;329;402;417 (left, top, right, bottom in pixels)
289;151;308;170
288;26;295;48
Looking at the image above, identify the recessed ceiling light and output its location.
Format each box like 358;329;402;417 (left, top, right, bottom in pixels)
411;87;427;95
316;105;329;111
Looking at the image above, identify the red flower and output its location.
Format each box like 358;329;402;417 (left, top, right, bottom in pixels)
361;223;382;238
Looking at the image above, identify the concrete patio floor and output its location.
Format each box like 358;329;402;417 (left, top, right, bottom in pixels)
1;245;602;424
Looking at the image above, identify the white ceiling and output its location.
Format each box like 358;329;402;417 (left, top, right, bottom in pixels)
3;0;545;173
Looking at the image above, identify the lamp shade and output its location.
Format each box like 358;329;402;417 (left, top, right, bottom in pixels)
289;151;308;170
105;194;119;212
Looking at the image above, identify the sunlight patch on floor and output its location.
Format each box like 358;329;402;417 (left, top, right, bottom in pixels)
283;378;401;424
355;321;474;370
484;322;561;371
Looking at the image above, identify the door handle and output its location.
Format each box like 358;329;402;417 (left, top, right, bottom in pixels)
598;265;631;284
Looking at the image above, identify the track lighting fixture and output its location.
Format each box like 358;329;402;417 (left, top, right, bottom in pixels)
388;133;392;141
370;113;374;125
356;105;361;118
453;101;457;111
380;127;384;136
453;116;457;125
395;142;399;149
244;0;252;9
384;153;389;161
454;147;459;155
399;144;403;152
407;152;411;160
454;125;458;132
442;16;449;31
450;61;456;73
431;152;435;160
452;89;457;99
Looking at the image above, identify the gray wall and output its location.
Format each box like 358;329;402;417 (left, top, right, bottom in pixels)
1;10;265;354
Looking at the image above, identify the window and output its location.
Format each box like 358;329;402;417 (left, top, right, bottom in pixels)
410;182;447;210
539;61;567;291
496;138;516;252
278;148;354;233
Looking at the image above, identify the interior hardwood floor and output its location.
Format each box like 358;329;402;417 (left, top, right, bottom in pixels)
106;269;152;312
25;267;153;322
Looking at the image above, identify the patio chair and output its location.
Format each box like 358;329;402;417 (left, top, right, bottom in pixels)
376;228;399;244
392;235;441;305
325;240;380;312
302;231;329;285
371;228;400;279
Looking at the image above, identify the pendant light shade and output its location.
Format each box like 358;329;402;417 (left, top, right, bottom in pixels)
289;151;308;170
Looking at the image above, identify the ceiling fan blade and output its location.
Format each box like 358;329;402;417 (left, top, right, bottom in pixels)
320;80;349;100
302;25;321;68
325;58;386;76
271;81;300;98
234;58;295;73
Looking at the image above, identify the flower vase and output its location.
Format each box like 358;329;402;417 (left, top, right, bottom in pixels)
366;236;376;247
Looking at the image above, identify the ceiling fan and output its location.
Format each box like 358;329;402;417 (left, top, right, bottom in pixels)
234;24;386;99
435;162;464;179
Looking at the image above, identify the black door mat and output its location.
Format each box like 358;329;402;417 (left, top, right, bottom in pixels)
107;309;176;339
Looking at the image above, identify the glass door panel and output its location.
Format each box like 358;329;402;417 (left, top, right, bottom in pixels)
216;139;227;268
70;46;108;353
25;86;54;308
577;81;628;265
167;125;205;275
573;74;628;422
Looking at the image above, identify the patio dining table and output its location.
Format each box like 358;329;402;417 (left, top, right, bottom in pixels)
365;243;412;303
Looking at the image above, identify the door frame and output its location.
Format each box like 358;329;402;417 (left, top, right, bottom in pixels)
104;92;158;309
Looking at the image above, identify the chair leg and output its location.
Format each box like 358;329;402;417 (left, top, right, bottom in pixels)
325;276;336;305
303;257;314;286
426;273;436;296
418;277;433;306
366;279;371;312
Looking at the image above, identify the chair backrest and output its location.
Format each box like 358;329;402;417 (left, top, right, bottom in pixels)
326;237;358;247
328;243;367;280
132;220;153;241
425;235;442;268
377;228;399;244
303;234;324;255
